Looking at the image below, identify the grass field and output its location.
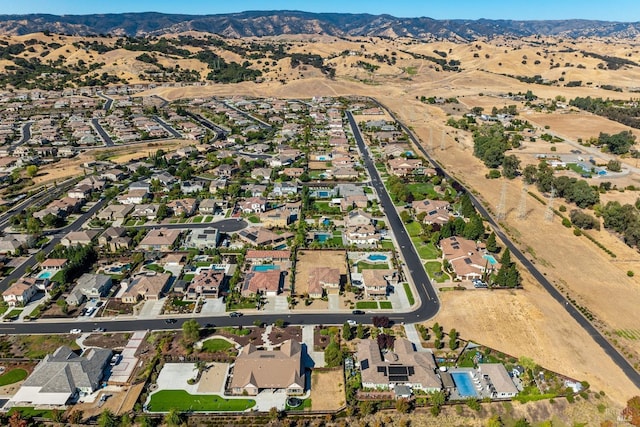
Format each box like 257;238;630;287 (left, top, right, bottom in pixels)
380;240;395;250
405;221;422;237
17;335;80;359
412;238;441;259
8;407;54;419
356;301;378;309
286;398;312;411
356;261;391;272
403;283;415;305
379;301;392;309
148;390;255;412
425;261;450;283
407;183;439;200
202;338;234;352
192;216;204;223
247;215;260;223
0;369;27;386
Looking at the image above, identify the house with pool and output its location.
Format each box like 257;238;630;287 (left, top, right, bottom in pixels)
440;236;500;281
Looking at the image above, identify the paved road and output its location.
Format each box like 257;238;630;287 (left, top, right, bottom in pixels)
97;92;114;111
374;99;640;388
0;198;109;292
346;111;440;318
152;115;182;139
9;121;32;151
223;101;273;129
91;118;114;147
185;111;228;141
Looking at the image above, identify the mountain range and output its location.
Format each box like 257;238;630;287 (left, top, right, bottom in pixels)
0;11;639;40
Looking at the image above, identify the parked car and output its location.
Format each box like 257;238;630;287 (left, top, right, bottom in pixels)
352;310;365;315
346;320;357;326
229;312;243;318
92;327;106;333
69;329;82;334
110;354;122;366
165;318;177;324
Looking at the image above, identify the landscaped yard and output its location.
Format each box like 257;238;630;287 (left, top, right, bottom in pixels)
411;238;440;260
182;274;195;281
407;183;439;200
405;221;422;237
5;309;22;319
286;398;312;411
356;301;379;309
0;368;27;386
8;407;54;419
312;201;341;215
148;390;255;412
379;301;392;309
17;335;80;359
247;215;260;224
203;216;213;222
403;283;415;305
202;338;234;352
380;240;395;250
145;264;165;273
425;261;450;283
192;216;204;223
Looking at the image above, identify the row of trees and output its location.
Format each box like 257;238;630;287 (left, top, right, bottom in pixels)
472;123;522;178
523;162;600;208
601;201;640;248
570;96;640;130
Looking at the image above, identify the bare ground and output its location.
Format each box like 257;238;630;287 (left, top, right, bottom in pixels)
309;369;345;410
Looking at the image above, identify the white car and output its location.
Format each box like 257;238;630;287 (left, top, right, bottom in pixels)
69;328;82;334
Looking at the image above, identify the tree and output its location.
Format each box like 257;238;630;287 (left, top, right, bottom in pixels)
463;214;484;241
25;165;38;178
522;164;537;184
432;322;443;340
156;203;169;220
395;397;412;413
607;159;622;172
486;232;498;253
358;400;377;416
499;247;511;267
502;154;521;179
448;328;459;350
513;419;531;427
8;412;27;427
69;410;84;424
164;408;182;427
343;322;353;341
324;338;343;367
486;415;504;427
623;396;640;426
372;316;390;328
356;323;365;339
98;409;118;427
119;413;132;427
182;319;200;347
599;131;636;154
459;193;476;218
429;390;446;416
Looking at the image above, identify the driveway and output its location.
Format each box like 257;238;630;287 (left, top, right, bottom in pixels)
155;363;199;393
252;389;287;411
200;298;226;315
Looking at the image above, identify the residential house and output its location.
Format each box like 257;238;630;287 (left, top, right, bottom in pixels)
387;158;423;177
150;171;176;188
128;180;151;192
439;236;498;281
345;224;380;246
131;203;159;220
331;166;359;180
241;270;282;297
412;200;451;225
229;340;304;396
362;269;397;297
336;184;365;198
116;189;149;205
271;182;298;198
10;346;111;406
167;198;197;217
2;279;38;306
251;168;273;181
61;230;100;247
213;163;238;178
98;227;132;252
100;169;127;182
198;199;219;215
357;338;441;393
185;269;225;299
341;195;369;212
66;274;113;306
282;167;304;178
477;364;519;398
382;143;413;158
259;208;291;229
243;184;267;198
346;209;373;227
68;184;93;200
239;197;267;214
40;258;68;272
185;228;220;249
138;229;181;251
238;228;292;247
180;180;205;194
121;273;171;303
96;204;134;221
0;236;24;255
308;267;340;298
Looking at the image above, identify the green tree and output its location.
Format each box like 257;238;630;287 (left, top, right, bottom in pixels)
182;319;200;347
342;322;353;341
463;214;485;241
432;322;443;340
163;408;182;427
25;165;38;178
522;164;537;184
499;247;511;267
448;328;459;350
98;409;118;427
502;154;521;179
395;397;412;413
356;323;365;339
459;193;476;218
429;390;446;416
486;232;498;253
156;203;169;220
513;419;531;427
486;414;504;427
324;337;343;367
119;413;132;427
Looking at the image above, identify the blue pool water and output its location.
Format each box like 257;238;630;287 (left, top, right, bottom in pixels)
37;271;53;279
317;191;330;198
367;254;388;262
315;233;331;243
451;372;478;397
253;265;278;272
483;254;498;265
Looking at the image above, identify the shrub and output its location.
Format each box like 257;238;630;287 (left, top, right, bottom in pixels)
627;270;634;277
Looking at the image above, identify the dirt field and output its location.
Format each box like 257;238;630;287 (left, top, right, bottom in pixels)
294;250;347;296
526;111;640;142
197;363;229;393
309;368;345;411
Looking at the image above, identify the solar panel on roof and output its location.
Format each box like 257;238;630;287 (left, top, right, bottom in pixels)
388;366;408;375
464;258;472;264
389;375;409;382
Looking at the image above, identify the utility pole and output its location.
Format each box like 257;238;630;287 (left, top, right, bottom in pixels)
496;182;507;220
517;185;528;220
440;129;446;151
544;187;556;222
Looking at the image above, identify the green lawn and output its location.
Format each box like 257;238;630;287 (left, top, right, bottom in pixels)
380;240;395;250
363;186;373;194
202;338;234;352
405;221;422;237
0;369;27;386
411;238;440;260
192;216;204;223
407;183;439;200
356;301;378;309
357;261;390;272
51;270;65;283
5;309;22;319
146;264;165;273
178;218;188;224
425;261;450;283
148;390;255;412
182;273;195;281
247;215;260;224
403;283;415;305
220;327;251;336
0;303;8;316
567;163;591;177
312;201;341;215
203;216;213;222
379;301;392;309
195;261;213;267
8;407;54;419
286;398;312;411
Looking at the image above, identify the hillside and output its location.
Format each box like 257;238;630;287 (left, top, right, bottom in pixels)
0;11;640;40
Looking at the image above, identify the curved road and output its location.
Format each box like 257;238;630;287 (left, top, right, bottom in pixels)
373;99;640;388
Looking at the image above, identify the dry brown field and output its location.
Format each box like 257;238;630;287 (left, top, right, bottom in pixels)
525;111;640;141
309;369;345;410
294;250;347;296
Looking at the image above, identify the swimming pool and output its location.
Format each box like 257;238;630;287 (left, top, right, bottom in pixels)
315;233;331;243
367;254;388;262
37;270;53;279
482;254;498;265
253;265;279;272
451;371;478;397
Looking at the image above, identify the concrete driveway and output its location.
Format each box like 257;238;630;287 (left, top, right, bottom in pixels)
155;363;199;393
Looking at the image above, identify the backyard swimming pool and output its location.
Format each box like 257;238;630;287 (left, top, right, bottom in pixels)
367;254;388;262
482;254;498;265
314;233;331;243
451;371;478;397
253;265;279;272
37;270;53;279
